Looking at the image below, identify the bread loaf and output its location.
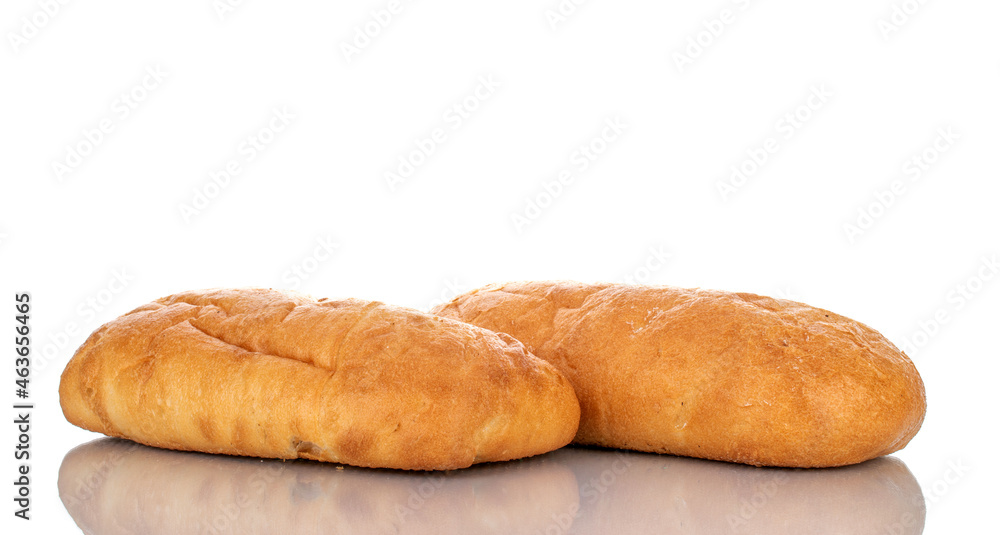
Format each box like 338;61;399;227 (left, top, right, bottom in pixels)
59;288;580;470
431;282;926;467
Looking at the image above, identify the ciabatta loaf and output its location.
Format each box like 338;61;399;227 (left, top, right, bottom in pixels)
432;282;926;467
60;288;580;470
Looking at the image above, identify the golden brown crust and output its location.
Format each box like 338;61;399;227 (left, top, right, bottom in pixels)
431;282;926;467
59;288;580;470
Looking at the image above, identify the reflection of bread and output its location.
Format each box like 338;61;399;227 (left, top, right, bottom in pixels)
551;448;925;535
58;438;580;535
432;282;926;467
59;289;579;470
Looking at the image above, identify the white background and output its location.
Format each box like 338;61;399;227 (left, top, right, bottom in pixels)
2;0;998;532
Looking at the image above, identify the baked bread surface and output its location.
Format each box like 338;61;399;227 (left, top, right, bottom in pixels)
431;282;926;467
59;288;580;470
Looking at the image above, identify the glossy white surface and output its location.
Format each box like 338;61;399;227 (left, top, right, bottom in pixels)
59;439;924;535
